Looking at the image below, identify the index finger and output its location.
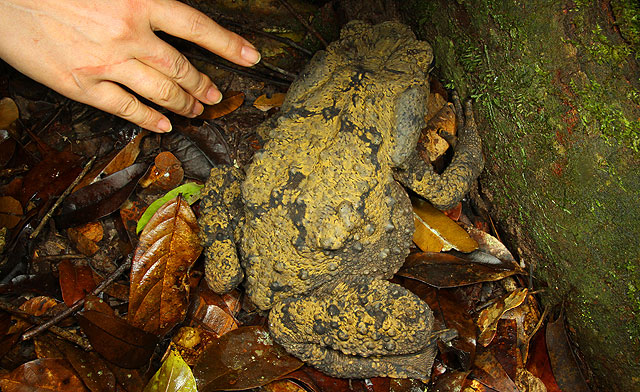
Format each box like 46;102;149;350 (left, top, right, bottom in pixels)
149;0;260;67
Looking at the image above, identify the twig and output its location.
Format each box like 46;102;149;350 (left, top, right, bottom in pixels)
33;254;86;261
217;17;314;56
0;301;91;350
277;0;328;47
0;164;29;178
30;155;97;240
260;60;298;80
186;52;291;87
21;255;133;341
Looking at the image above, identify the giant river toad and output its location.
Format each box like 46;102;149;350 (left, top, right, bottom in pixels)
199;21;483;378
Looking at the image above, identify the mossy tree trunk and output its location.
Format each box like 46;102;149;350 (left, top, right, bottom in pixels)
396;0;640;390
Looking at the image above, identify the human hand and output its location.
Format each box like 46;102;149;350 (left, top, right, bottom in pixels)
0;0;261;132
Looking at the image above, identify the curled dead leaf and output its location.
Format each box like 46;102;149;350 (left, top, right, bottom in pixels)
254;93;286;111
199;91;244;120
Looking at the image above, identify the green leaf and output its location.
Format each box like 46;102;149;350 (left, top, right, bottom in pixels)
143;347;197;392
137;183;203;234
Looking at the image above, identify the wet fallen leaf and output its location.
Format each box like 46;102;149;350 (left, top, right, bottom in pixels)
67;222;103;256
139;151;184;190
477;288;528;347
545;312;589;392
10;296;59;333
20;149;82;206
177;122;234;166
403;280;476;369
515;368;548;392
58;259;97;307
55;163;148;229
0;97;19;130
143;346;197;392
412;197;478;253
473;350;518;392
120;199;147;248
136;182;203;234
56;339;117;392
253;93;286;111
128;195;202;335
199;91;244;119
489;319;520;380
188;285;240;336
193;326;303;391
283;366;354;392
399;252;523;288
0;137;16;168
0;358;88;391
74;131;147;191
77;310;158;369
526;329;562;392
82;294;116;316
0;196;23;229
465;226;518;266
264;379;307;392
432;370;471;392
503;293;542;363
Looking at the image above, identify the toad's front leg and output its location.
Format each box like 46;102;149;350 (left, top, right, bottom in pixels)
268;277;436;379
396;93;484;210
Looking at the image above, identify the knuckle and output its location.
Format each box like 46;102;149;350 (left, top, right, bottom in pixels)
115;95;140;118
157;79;179;104
188;12;208;40
169;55;190;81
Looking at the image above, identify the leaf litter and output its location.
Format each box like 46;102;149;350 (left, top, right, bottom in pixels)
0;3;591;391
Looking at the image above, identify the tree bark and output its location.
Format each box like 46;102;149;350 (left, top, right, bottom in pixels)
396;1;640;390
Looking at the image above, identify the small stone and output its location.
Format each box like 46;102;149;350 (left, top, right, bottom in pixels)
379;248;389;259
365;224;375;236
384;221;395;232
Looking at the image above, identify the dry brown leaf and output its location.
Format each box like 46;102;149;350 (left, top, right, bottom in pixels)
253;93;286;111
0;196;23;229
67;222;103;256
420;102;456;162
128;195;203;335
477;288;528;347
0;97;19;130
199;91;244;120
425;91;447;122
412;196;478;253
171;327;216;366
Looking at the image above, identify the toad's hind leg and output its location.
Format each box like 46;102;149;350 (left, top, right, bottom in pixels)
396;93;484;210
268;277;436;379
198;166;245;293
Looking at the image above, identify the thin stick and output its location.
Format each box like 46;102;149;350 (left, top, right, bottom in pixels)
30;155;97;240
277;0;328;47
260;60;297;80
217;17;314;56
0;301;91;350
21;255;132;341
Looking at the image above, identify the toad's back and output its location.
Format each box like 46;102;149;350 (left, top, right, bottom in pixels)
239;21;433;310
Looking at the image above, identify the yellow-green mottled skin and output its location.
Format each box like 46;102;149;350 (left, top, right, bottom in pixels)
199;21;483;379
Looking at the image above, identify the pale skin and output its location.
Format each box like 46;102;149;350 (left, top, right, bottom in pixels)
0;0;261;132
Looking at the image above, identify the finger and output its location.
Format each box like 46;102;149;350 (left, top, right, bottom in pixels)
138;38;222;104
149;0;261;67
110;59;203;117
84;81;172;133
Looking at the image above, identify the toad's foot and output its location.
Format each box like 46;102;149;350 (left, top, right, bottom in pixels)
198;166;245;293
268;277;436;378
396;93;484;210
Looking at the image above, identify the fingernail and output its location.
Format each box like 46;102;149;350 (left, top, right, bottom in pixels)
206;86;222;104
241;45;261;66
157;118;172;132
191;101;204;117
